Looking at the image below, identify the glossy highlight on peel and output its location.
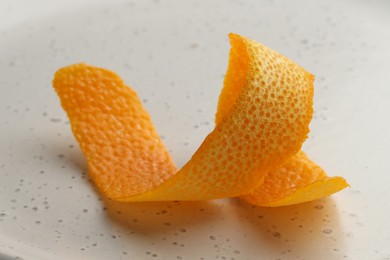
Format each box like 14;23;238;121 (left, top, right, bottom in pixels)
52;33;348;206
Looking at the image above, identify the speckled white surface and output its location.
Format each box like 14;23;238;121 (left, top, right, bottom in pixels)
1;0;390;259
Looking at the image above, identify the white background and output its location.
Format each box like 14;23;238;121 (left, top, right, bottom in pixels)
1;0;390;259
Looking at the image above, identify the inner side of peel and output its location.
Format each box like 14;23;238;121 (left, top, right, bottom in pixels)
215;33;249;125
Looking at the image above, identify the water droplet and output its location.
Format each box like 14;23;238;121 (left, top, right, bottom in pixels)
189;43;199;49
50;118;61;123
323;229;332;234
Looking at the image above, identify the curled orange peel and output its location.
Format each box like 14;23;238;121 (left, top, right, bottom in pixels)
240;151;348;207
52;33;348;206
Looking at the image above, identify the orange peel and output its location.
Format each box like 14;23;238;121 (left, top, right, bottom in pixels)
52;33;348;206
240;151;348;207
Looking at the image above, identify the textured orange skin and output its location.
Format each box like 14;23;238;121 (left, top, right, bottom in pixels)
240;151;349;207
52;33;348;205
53;65;177;198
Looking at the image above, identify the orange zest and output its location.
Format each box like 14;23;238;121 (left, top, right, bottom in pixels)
52;33;348;206
240;151;348;207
